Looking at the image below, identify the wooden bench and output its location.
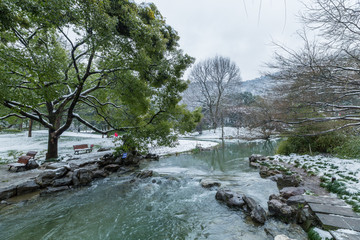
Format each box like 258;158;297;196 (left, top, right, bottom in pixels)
8;156;32;171
26;151;37;159
73;144;93;155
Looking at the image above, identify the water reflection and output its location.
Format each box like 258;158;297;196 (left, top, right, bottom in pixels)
194;139;278;173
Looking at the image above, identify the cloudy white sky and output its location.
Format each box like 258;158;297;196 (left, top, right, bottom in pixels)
135;0;312;81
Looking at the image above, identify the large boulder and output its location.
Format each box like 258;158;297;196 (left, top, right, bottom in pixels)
280;187;305;199
268;195;297;223
72;168;93;186
242;195;258;211
276;174;302;189
52;178;73;187
35;167;68;187
243;195;267;224
16;180;39;195
215;189;238;202
286;195;306;206
104;164;121;173
0;186;17;200
122;152;143;166
98;153;116;167
226;195;245;208
216;189;245;208
92;170;108;179
250;205;267;224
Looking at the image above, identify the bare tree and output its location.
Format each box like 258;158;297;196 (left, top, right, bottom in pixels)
189;56;241;129
268;0;360;134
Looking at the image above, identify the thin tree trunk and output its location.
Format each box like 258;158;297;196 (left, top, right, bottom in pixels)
221;112;224;139
19;120;23;131
28;119;33;137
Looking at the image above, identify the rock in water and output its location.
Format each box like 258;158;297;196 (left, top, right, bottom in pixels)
250;205;267;224
242;195;258;211
136;170;153;179
226;195;245;208
200;179;221;188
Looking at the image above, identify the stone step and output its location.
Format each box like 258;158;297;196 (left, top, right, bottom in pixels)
309;203;360;218
316;213;360;231
303;195;347;206
330;229;360;240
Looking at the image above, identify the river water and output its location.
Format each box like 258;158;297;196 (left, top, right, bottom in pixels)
0;140;307;240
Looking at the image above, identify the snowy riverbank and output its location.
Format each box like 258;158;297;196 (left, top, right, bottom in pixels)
0;130;220;164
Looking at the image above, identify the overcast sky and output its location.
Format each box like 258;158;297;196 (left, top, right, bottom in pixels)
135;0;311;81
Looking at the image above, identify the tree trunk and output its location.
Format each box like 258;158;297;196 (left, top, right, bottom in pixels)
221;112;224;139
46;129;58;160
19;120;23;131
28;119;33;137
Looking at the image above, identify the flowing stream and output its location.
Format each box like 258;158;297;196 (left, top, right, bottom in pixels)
0;140;307;240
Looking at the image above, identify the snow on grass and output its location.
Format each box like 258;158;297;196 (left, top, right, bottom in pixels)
0;131;219;163
185;127;263;140
0;130;114;163
274;154;360;212
149;140;219;156
313;228;333;240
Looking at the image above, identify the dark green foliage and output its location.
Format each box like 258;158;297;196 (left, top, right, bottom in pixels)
277;124;346;155
332;137;360;158
325;181;350;196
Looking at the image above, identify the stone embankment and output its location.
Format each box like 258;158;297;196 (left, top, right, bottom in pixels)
0;152;159;204
249;154;360;240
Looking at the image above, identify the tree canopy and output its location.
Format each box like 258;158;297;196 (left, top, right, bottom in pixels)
0;0;201;158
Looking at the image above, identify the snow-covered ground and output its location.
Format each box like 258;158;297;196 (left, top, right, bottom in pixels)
0;130;219;163
0;130;114;163
185;127;264;140
274;154;360;211
149;140;218;156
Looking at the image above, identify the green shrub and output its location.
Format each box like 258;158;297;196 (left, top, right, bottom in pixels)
333;137;360;158
276;132;345;155
277;121;347;155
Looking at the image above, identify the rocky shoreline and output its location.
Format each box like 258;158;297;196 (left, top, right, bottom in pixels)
247;154;360;239
196;154;359;240
0;151;160;208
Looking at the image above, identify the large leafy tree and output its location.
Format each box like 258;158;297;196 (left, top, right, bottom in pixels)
0;0;200;159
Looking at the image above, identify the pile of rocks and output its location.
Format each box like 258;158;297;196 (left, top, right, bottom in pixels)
0;152;160;201
248;154;317;229
215;188;267;224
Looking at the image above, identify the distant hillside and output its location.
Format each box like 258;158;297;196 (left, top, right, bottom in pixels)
235;75;278;96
